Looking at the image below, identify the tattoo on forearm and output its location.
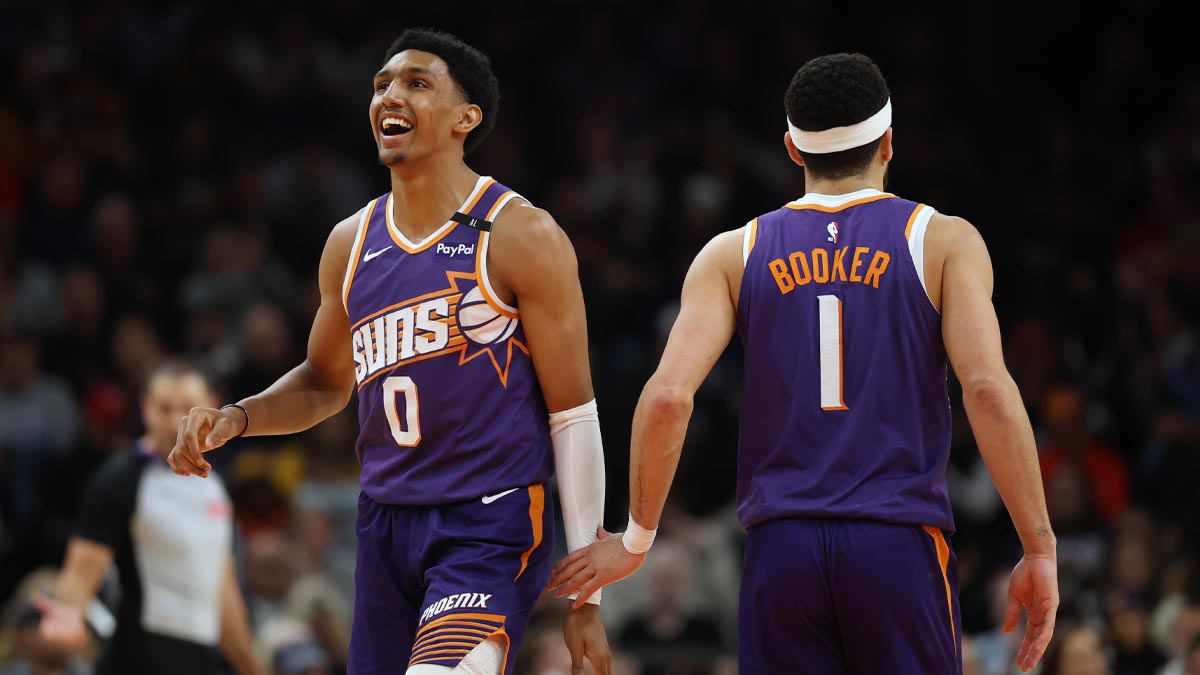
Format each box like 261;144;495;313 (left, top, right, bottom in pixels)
634;464;644;516
1036;526;1051;538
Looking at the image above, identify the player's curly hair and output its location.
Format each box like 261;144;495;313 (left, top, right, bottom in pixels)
384;29;500;154
784;53;890;180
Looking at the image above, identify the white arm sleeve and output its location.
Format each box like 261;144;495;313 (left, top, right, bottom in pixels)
549;398;606;606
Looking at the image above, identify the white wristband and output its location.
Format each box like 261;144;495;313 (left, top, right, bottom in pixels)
622;513;657;555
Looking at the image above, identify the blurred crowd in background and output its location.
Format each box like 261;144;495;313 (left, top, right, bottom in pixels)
0;1;1197;674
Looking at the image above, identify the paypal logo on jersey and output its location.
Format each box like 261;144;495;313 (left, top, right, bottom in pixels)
435;242;476;258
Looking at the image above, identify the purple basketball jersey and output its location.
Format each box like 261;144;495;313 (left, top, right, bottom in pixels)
736;189;953;531
343;176;553;505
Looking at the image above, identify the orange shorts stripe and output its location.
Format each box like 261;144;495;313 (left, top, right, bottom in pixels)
410;640;483;659
515;485;545;580
923;525;957;655
412;626;493;652
415;612;504;638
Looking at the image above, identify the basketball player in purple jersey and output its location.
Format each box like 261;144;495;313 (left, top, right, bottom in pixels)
168;29;611;675
550;54;1060;673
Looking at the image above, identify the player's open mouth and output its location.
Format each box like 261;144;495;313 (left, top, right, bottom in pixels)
381;115;413;137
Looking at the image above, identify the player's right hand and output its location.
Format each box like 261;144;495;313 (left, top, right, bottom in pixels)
168;406;243;478
1004;554;1059;672
547;528;647;608
32;593;89;652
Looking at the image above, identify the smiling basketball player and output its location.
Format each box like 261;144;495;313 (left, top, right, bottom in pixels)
169;29;610;675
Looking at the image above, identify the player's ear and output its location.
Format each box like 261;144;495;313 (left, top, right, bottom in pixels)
456;104;483;135
879;128;894;164
783;132;805;167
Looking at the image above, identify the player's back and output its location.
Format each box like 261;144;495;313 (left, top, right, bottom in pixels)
736;188;952;531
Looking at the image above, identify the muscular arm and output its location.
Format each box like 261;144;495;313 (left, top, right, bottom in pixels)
931;215;1054;554
54;537;113;613
33;537;113;651
171;213;360;475
488;203;594;411
218;554;266;675
628;229;743;529
931;214;1058;671
546;228;744;605
490;202;612;671
234;215;360;435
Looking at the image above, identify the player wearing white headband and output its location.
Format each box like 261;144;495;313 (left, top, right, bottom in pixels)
549;53;1059;675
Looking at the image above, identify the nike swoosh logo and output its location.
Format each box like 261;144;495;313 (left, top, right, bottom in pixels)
481;488;520;505
363;246;392;262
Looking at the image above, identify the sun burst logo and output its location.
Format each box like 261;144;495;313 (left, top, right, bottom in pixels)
351;271;527;389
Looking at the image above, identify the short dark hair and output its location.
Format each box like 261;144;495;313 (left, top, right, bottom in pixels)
383;29;500;154
784;53;890;180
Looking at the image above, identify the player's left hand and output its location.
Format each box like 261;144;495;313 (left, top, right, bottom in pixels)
547;528;646;609
563;603;611;675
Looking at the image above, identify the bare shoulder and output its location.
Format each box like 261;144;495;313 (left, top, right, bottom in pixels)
488;199;574;272
926;212;987;256
686;227;747;309
490;199;567;249
318;207;367;286
701;228;746;262
327;208;365;250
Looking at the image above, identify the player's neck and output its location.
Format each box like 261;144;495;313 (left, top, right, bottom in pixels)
803;168;886;197
388;158;480;241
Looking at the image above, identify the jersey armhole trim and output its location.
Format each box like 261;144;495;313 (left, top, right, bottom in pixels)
342;199;377;313
905;204;938;312
742;218;759;267
475;193;522;319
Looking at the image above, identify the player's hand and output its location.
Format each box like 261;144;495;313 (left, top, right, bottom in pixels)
563;603;611;675
32;593;89;652
167;406;243;478
1003;554;1059;672
547;528;647;609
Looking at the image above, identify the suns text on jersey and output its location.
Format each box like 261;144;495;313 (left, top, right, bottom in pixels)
352;295;466;384
768;246;891;294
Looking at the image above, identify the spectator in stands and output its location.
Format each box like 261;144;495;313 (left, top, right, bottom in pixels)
1040;622;1112;675
1039;383;1130;524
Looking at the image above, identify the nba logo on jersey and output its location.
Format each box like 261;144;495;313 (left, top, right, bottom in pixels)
827;221;839;243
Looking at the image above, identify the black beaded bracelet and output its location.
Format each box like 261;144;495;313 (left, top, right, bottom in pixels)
220;403;250;439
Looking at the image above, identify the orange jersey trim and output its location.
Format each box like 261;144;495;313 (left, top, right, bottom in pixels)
343;199;379;311
785;193;896;213
923;526;957;655
385;179;496;254
515;485;545;580
484;190;517;221
748;217;759;253
904;203;927;241
475;231;520;319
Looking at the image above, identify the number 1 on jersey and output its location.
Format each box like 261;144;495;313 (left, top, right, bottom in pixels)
383;376;421;446
817;295;849;411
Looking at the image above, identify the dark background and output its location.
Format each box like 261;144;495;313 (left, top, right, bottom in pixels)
1;1;1197;674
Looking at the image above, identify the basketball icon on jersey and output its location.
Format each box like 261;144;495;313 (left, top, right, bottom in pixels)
827;221;840;243
458;285;519;345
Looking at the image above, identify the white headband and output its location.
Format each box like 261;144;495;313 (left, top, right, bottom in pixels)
787;98;892;154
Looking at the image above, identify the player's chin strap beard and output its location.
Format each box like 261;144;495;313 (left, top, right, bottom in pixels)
787;98;892;154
